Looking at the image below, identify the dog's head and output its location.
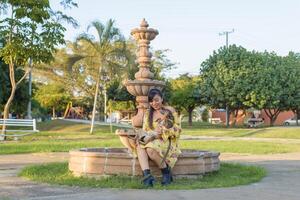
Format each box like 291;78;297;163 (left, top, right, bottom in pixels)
156;110;174;129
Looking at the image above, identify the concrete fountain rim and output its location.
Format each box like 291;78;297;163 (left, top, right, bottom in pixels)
69;147;220;158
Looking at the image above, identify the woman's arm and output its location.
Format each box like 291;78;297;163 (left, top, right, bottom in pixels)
160;106;181;141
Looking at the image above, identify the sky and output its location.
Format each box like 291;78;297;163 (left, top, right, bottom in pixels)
50;0;300;77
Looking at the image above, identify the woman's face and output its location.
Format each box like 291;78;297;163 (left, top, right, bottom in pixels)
150;94;163;110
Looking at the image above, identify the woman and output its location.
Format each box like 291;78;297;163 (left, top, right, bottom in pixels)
137;88;181;187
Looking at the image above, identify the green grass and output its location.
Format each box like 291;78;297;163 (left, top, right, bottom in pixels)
183;127;252;137
181;121;224;129
181;121;262;137
2;139;299;155
19;162;266;190
0;139;122;154
180;140;300;154
245;127;300;139
37;119;115;133
182;122;300;138
1;120;300;155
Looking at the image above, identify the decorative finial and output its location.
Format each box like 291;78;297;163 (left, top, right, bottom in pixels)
140;18;149;28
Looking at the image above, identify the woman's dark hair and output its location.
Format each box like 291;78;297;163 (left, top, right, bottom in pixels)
148;88;173;129
148;89;163;129
148;88;163;103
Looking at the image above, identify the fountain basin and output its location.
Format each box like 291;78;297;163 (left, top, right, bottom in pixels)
69;148;220;178
125;80;165;96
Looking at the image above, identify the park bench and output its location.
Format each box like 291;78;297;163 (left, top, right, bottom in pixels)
245;118;264;128
119;116;132;124
209;118;222;124
0;119;39;140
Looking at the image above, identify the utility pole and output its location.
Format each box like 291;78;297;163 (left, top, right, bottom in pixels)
219;29;234;48
27;32;34;120
219;29;234;127
27;58;32;119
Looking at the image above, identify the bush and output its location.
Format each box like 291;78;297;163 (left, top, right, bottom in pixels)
202;108;209;122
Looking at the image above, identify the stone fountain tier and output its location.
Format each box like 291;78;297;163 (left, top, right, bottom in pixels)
69;148;220;178
125;79;165;97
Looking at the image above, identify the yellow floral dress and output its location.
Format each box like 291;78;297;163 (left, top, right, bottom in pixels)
140;108;182;168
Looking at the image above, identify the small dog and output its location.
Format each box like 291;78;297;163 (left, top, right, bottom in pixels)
138;109;175;144
116;109;176;147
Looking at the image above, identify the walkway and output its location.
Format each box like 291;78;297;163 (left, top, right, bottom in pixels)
0;152;300;200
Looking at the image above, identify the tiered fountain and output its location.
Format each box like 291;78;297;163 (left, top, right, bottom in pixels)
124;18;165;128
69;19;220;178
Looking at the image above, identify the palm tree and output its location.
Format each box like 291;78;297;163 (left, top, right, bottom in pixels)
75;19;128;134
33;20;137;133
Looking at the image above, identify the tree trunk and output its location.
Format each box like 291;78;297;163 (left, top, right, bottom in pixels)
231;109;239;127
297;109;300;126
52;107;56;118
293;109;299;126
225;106;231;128
225;105;230;128
264;108;281;127
1;62;17;134
187;106;194;126
90;65;102;134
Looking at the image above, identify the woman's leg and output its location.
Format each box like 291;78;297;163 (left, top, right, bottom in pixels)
136;145;150;170
146;147;172;185
146;148;167;169
137;145;155;187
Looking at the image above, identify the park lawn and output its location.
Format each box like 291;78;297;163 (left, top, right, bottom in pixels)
0;139;122;154
37;119;116;133
246;127;300;139
1;136;300;155
1;119;300;155
180;140;300;154
19;162;266;190
183;128;252;137
182;122;300;139
2;138;300;155
181;121;260;137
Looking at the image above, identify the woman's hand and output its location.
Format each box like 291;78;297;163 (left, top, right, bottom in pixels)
155;126;162;135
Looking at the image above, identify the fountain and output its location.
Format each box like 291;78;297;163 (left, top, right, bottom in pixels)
125;18;165;128
69;19;220;178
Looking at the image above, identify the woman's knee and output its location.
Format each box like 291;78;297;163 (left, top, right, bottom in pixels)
146;148;157;158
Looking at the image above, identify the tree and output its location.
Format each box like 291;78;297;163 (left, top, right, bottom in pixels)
284;52;300;126
73;19;127;133
201;108;209;122
0;59;29;116
107;100;135;113
169;74;201;126
200;45;260;126
201;45;300;126
150;49;178;80
246;52;300;126
107;79;135;101
34;83;71;118
0;0;77;133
